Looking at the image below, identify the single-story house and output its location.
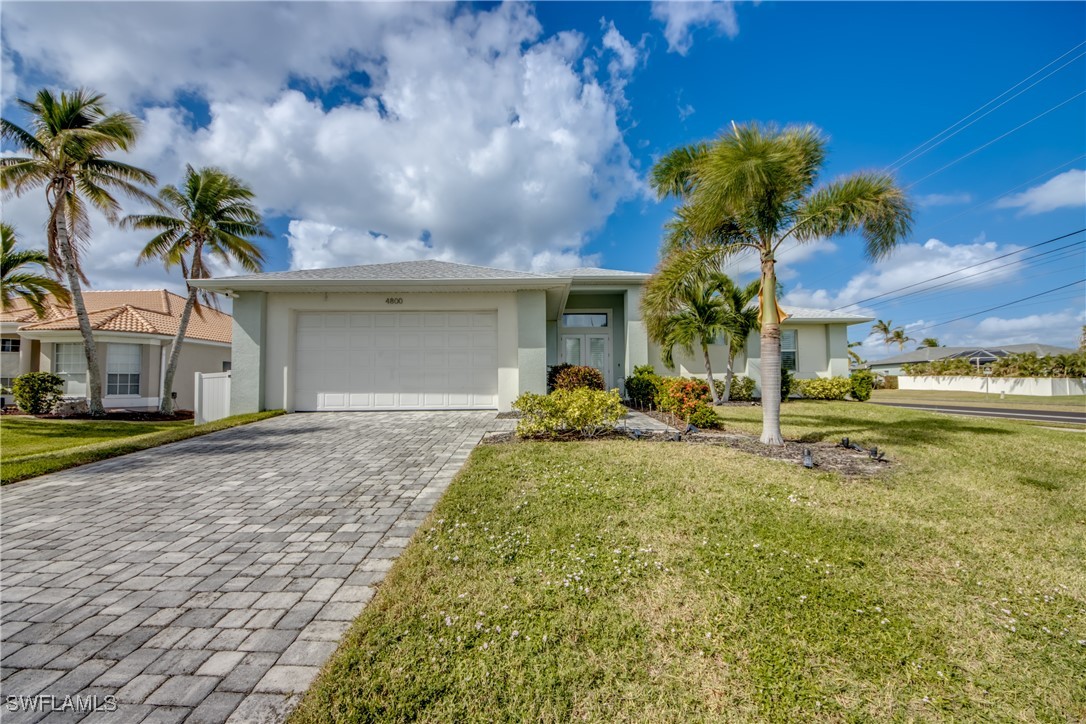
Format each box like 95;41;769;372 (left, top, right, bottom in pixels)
193;260;871;414
0;290;232;410
868;343;1076;376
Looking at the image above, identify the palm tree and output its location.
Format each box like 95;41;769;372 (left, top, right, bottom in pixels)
122;165;269;415
1;223;70;316
716;276;760;402
871;319;895;347
1;88;157;415
643;272;732;404
890;328;913;351
919;337;940;348
650;123;912;444
847;340;866;369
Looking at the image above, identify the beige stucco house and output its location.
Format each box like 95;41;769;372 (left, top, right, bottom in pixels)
192;260;871;414
0;290;232;411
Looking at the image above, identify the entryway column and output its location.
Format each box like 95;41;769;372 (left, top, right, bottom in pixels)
516;290;546;396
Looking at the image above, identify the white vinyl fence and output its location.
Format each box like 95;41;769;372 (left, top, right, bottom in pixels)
899;375;1086;397
194;371;231;424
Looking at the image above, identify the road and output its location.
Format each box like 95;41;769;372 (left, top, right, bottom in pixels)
872;401;1086;425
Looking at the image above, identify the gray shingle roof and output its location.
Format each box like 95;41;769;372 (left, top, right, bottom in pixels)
215;259;554;282
556;267;650;278
870;343;1076;366
782;306;873;322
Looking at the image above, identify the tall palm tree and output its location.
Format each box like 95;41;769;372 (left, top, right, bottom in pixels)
643;272;733;404
123;165;269;414
1;88;157;415
847;340;866;368
1;223;70;316
871;319;895;347
716;276;760;402
650;123;912;444
890;328;913;351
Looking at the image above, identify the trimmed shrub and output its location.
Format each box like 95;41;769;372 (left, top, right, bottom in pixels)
795;376;851;400
655;377;721;428
513;388;626;438
850;369;875;402
780;368;795;401
12;372;65;414
553;365;605;391
546;364;573;392
714;375;756;402
624;366;661;408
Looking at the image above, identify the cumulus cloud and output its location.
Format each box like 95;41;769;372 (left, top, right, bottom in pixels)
781;237;1026;311
650;1;740;55
916;192;972;208
968;308;1085;347
995;169;1086;216
2;2;643;285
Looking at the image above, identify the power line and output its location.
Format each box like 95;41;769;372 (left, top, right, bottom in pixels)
832;228;1086;311
905;90;1086;190
908;279;1086;334
885;40;1086;170
889;50;1086;172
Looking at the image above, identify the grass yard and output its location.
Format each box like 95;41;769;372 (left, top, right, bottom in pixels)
293;401;1085;722
0;411;284;484
870;388;1086;413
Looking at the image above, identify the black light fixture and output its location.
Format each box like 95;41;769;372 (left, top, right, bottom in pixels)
685;423;699;433
627;428;643;440
670;432;682;442
803;448;814;468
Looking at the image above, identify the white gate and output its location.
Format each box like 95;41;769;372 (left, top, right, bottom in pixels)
194;371;231;424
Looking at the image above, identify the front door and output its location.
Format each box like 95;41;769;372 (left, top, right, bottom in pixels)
561;334;611;388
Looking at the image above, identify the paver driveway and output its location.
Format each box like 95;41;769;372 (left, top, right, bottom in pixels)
1;411;495;723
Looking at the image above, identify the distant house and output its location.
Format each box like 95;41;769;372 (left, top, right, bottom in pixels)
189;260;870;413
868;343;1077;377
0;290;232;410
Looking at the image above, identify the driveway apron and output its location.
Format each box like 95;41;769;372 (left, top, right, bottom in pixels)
1;411;494;723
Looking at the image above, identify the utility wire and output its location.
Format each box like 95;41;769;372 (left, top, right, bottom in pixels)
905;90;1086;190
908;279;1086;333
886;40;1086;170
832;228;1086;310
889;51;1086;172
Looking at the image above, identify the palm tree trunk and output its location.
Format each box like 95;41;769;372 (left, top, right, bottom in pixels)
55;201;106;417
723;350;734;403
759;255;784;445
159;286;197;415
702;342;720;405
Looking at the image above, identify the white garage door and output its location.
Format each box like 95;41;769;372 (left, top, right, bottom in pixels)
294;311;498;411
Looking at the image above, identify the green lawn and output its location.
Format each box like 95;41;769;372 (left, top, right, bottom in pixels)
0;411;284;484
293;401;1085;723
871;388;1086;413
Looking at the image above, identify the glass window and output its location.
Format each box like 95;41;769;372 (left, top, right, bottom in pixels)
1;338;20;352
55;342;88;396
781;330;798;372
562;313;608;328
222;360;232;372
107;344;141;396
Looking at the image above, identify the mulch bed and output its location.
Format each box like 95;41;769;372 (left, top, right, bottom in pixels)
485;408;892;479
2;409;194;422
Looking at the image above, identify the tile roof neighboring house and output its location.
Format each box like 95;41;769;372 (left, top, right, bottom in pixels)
869;343;1077;367
3;290;232;344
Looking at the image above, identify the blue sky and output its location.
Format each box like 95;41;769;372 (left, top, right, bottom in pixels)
2;1;1084;355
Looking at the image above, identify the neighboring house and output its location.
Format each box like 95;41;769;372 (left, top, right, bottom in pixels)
193;260;871;414
868;343;1076;376
0;290;232;410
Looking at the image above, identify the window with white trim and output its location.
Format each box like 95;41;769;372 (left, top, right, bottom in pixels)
781;330;798;372
1;338;20;352
107;344;141;396
562;312;608;328
55;342;88;394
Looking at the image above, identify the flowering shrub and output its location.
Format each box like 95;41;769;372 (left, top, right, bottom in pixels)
794;376;851;400
655;377;720;428
553;365;605;391
624;365;660;408
850;369;875;402
513;388;626;438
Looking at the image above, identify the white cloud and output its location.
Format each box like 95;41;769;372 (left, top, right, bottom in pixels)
678;103;696;121
2;3;643;284
916;192;972;208
650;1;740;55
782;237;1026;311
995;169;1086;216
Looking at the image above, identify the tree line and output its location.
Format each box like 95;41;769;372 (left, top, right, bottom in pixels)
1;88;270;416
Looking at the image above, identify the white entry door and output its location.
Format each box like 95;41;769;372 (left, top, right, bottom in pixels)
294;311;498;411
560;334;611;388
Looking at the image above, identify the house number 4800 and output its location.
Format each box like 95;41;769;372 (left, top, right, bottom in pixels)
385;297;403;305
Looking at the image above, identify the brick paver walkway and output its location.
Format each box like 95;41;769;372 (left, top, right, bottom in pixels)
1;411;494;723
